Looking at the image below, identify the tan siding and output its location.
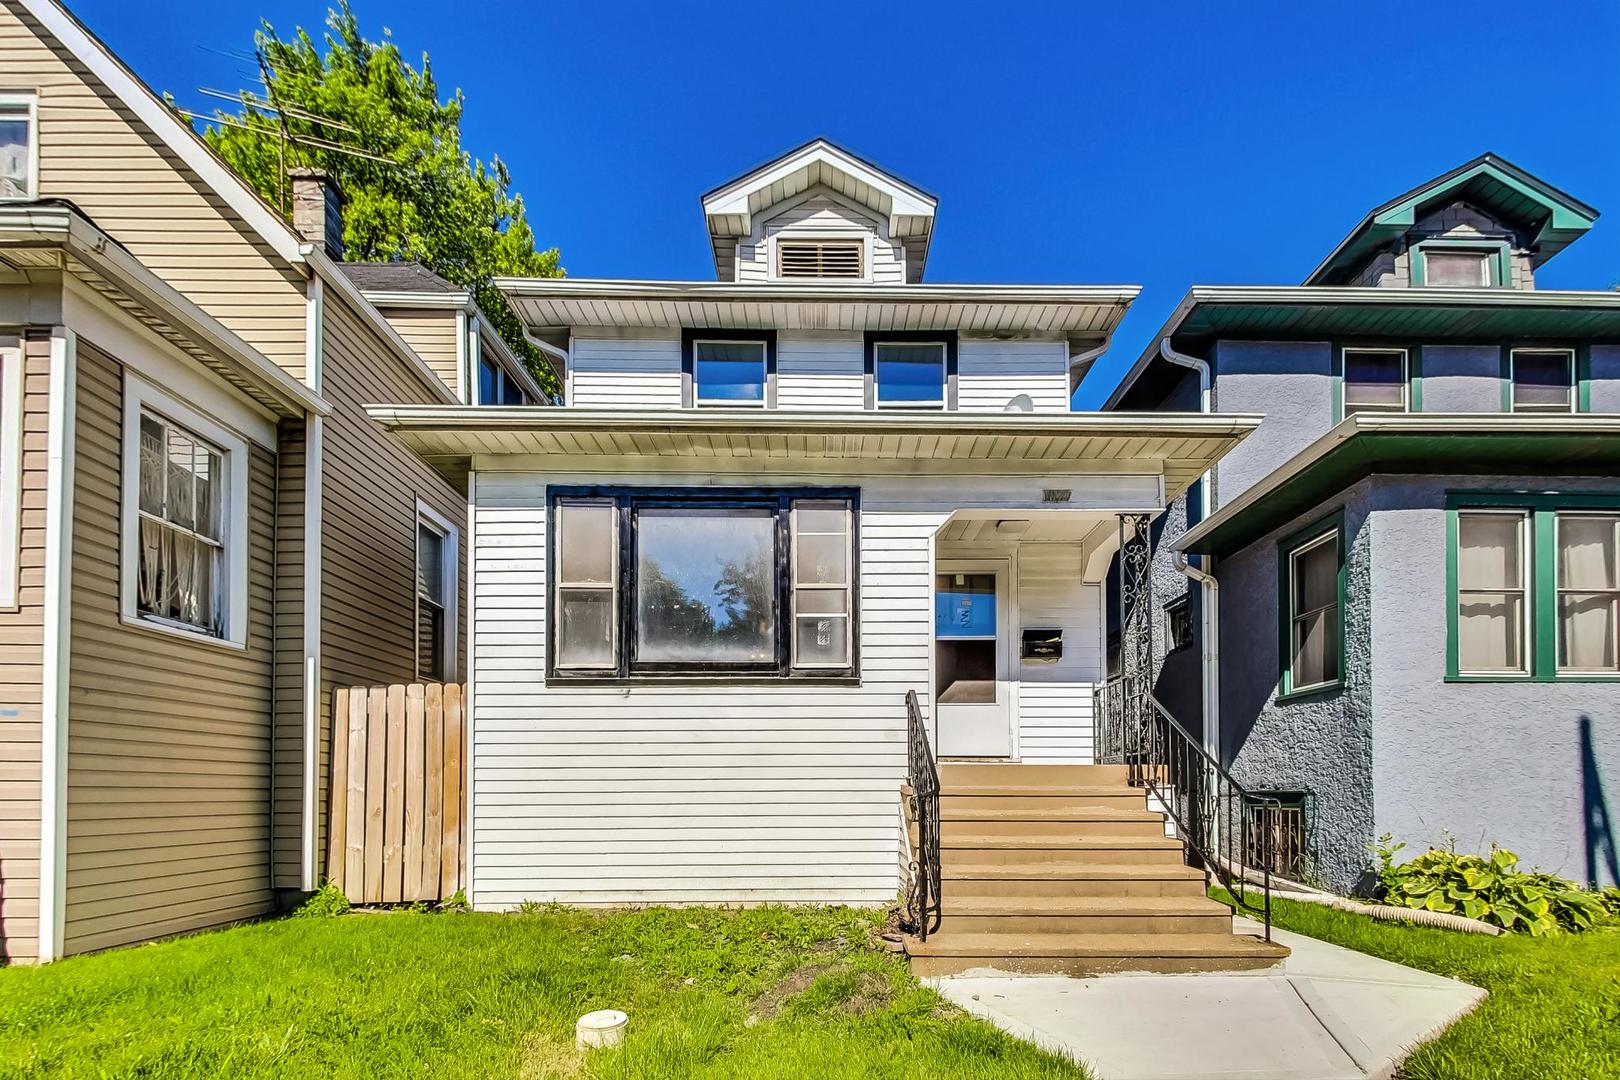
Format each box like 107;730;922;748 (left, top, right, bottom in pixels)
271;419;305;887
0;334;50;963
63;343;276;955
378;309;460;397
0;1;308;376
316;293;466;867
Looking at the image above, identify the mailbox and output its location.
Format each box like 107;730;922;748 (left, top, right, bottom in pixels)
1021;627;1063;662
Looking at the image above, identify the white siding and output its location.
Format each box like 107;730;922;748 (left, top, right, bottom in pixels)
468;468;1128;907
777;334;864;410
735;190;905;284
1014;549;1102;763
569;332;681;409
958;338;1070;413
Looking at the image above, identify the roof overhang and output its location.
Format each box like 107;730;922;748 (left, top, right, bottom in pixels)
1177;413;1620;558
700;139;938;277
496;278;1139;341
366;405;1259;495
1104;285;1620;410
0;203;327;418
1306;154;1599;286
359;286;553;400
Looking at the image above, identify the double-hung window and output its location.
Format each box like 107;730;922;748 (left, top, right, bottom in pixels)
867;333;955;410
683;331;773;408
1280;520;1343;696
1509;349;1575;413
415;503;458;681
1449;496;1620;679
120;377;249;646
0;94;36;201
548;487;858;681
1341;348;1408;416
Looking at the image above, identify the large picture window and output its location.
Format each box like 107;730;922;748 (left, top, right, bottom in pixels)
1278;518;1343;697
548;487;858;681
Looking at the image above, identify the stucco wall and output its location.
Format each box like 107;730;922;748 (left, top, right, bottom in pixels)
1417;345;1502;413
1368;474;1620;887
1218;481;1375;893
1590;346;1620;412
1210;341;1334;510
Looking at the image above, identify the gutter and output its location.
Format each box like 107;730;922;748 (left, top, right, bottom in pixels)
1158;337;1220;760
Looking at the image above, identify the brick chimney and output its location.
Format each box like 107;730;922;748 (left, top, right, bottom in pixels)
288;167;344;260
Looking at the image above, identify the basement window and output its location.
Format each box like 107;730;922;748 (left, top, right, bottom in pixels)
1246;792;1310;881
776;239;864;280
549;487;859;681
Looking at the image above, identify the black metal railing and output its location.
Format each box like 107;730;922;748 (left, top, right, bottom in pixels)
902;689;942;940
1095;676;1277;941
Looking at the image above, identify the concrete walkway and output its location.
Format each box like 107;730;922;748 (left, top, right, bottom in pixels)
925;918;1486;1080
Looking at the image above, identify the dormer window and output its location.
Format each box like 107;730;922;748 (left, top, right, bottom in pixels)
1416;246;1497;288
0;94;37;200
776;239;864;280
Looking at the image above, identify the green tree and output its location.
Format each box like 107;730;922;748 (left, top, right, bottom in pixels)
201;1;562;394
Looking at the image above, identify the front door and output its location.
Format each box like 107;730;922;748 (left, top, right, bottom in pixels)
933;560;1012;757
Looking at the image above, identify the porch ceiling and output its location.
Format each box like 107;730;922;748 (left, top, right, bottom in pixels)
365;405;1260;499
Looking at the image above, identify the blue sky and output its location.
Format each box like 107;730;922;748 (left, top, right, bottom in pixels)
75;0;1620;408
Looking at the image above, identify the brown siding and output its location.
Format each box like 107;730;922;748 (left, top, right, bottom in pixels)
378;308;460;398
271;419;305;888
0;334;50;963
315;294;466;861
0;1;308;377
63;343;276;955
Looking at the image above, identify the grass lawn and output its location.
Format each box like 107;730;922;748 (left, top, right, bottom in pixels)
1253;893;1620;1080
0;905;1087;1079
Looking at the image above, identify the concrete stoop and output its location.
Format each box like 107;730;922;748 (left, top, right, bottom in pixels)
906;763;1289;977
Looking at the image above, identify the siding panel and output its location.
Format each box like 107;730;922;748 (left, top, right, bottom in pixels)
958;339;1070;413
63;343;276;955
569;333;681;409
379;308;459;398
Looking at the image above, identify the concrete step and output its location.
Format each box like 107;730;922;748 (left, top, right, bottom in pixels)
941;789;1147;813
941;835;1187;867
937;896;1234;935
939;763;1129;788
943;862;1209;898
906;931;1289;977
938;807;1166;839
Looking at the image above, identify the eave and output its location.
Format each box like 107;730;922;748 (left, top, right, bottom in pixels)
1104;286;1620;411
366;405;1259;495
495;278;1140;338
1177;414;1620;558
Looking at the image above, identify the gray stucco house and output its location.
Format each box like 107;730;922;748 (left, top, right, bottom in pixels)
1097;154;1620;893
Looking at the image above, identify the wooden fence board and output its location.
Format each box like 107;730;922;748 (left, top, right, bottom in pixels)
403;684;426;900
344;688;368;899
441;682;463;897
422;682;444;900
363;686;387;903
326;682;467;904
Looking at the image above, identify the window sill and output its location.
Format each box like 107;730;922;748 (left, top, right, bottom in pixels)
120;613;247;653
1274;682;1343;704
1445;673;1620;684
546;673;862;689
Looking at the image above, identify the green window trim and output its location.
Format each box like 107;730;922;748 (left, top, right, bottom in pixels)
1504;344;1587;415
1445;491;1620;683
1331;343;1421;423
1276;509;1348;701
1409;239;1512;289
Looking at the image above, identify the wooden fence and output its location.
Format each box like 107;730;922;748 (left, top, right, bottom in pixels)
326;683;466;904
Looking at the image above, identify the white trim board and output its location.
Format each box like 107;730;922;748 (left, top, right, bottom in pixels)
0;343;22;610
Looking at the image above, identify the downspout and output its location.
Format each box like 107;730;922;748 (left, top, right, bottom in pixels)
517;323;569;405
1159;338;1219;761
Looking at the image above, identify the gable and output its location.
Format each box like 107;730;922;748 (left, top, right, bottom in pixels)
1;0;310;375
731;187;907;284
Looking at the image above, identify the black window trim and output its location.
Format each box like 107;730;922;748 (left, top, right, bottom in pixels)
864;330;958;411
546;485;861;686
681;328;777;409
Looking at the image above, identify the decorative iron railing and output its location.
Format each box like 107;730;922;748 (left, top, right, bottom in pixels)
1095;676;1277;941
902;689;942;940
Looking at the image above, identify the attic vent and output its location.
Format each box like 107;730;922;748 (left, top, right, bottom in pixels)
777;239;864;279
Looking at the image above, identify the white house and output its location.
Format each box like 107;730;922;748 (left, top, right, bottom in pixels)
370;140;1283;973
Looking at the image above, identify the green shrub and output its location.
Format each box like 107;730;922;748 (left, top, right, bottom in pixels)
1372;837;1612;936
294;882;351;919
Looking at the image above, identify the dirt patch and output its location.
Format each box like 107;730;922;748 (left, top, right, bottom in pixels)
749;962;895;1023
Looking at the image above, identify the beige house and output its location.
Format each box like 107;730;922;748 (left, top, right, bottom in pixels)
0;0;482;962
